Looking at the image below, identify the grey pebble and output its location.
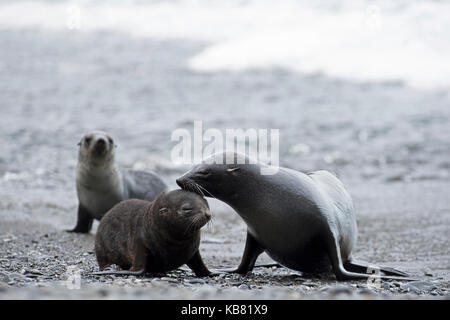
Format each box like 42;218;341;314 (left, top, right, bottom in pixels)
322;285;353;295
185;278;206;284
161;277;179;283
358;288;376;295
382;282;392;290
402;281;437;294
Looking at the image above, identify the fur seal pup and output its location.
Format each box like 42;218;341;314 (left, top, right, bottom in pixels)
68;130;168;233
176;152;410;281
94;190;212;277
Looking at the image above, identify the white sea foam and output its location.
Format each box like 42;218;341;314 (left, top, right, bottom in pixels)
0;0;448;89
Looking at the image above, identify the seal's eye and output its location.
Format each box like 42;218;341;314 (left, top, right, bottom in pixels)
181;204;194;214
108;137;114;145
196;170;210;176
159;207;169;214
181;204;193;210
84;137;92;146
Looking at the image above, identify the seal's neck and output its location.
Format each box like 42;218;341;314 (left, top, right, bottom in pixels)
76;158;122;191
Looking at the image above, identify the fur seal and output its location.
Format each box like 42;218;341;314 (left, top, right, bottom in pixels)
176;152;410;281
94;190;212;277
69;130;168;233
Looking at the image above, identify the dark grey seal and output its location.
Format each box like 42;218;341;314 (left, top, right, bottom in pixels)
68;130;168;233
176;152;410;281
94;190;212;277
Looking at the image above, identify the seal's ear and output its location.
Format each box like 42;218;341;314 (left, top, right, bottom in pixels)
154;192;167;206
227;167;240;173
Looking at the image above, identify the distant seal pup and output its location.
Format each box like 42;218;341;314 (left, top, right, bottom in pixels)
94;190;212;277
68;130;168;233
176;152;410;281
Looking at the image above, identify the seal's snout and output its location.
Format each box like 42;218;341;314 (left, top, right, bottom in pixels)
93;137;110;155
176;177;189;189
95;138;106;148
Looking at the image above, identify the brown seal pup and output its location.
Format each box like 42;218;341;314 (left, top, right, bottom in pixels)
68;130;168;233
94;190;212;277
176;152;411;281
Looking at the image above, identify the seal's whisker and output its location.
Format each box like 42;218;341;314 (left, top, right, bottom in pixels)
197;184;218;201
188;180;204;197
185;214;203;235
193;182;205;197
206;218;213;229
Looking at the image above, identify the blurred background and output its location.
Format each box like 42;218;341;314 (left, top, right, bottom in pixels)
0;0;449;289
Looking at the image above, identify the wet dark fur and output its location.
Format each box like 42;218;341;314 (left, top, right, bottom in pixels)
94;190;212;277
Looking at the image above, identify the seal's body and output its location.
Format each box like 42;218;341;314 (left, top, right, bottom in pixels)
94;190;212;277
176;152;409;281
70;131;167;233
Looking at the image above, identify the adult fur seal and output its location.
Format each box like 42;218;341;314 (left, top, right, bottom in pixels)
69;130;167;233
176;152;410;281
94;190;212;277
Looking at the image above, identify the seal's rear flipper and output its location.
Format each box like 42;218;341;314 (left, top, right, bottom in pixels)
344;260;410;277
66;204;93;233
327;235;417;281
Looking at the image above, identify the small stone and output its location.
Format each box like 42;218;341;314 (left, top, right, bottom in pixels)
359;288;375;295
0;272;10;282
185;278;206;284
382;282;392;290
161;277;178;283
323;285;353;295
403;281;437;294
238;284;249;290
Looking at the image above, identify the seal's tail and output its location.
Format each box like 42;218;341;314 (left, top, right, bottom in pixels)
343;260;410;277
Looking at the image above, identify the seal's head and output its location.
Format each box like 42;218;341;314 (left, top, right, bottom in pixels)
152;190;211;237
78;131;116;165
176;152;260;202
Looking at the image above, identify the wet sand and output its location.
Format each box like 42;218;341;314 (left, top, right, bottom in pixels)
0;29;449;299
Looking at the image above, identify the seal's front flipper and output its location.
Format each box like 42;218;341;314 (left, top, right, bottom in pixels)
231;231;264;275
67;204;93;233
93;269;146;276
344;260;409;277
186;250;212;277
